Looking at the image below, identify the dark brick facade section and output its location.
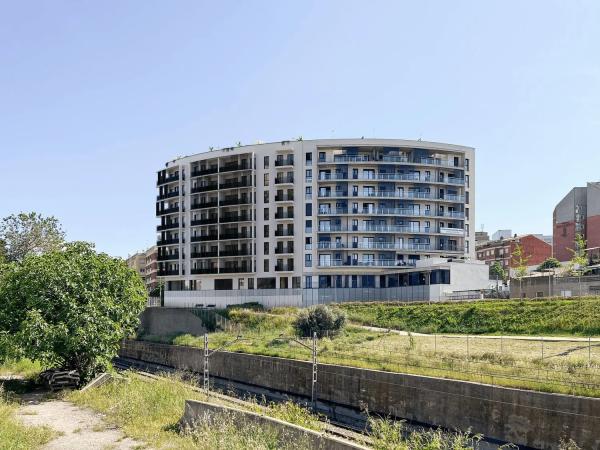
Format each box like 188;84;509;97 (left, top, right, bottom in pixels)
553;219;577;262
586;214;600;251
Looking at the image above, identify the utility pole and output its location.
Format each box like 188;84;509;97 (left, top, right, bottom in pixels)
202;332;247;394
276;333;319;411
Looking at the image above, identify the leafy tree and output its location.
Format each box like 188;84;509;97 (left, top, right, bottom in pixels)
0;239;6;264
0;242;147;381
489;261;506;294
511;243;530;298
567;233;588;276
537;257;561;272
0;212;65;262
294;305;346;338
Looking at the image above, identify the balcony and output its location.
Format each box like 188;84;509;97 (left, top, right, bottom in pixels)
275;193;294;202
156;222;179;231
220;231;251;240
191;218;218;226
274;229;294;237
220;162;250;173
157;253;179;261
191;184;218;194
191;251;218;258
439;227;466;236
275;263;294;272
158;269;179;276
220;197;250;207
156;191;179;201
157;206;179;216
275;246;294;254
318;259;416;268
275;211;294;220
219;265;252;274
274;176;294;185
191;167;218;177
157;237;179;246
219;213;251;223
191;234;218;242
219;180;252;190
191;267;218;274
157;174;179;186
220;249;252;257
275;157;294;167
191;201;218;210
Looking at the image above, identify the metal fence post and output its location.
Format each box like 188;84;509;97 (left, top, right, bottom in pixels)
312;331;318;411
203;333;209;393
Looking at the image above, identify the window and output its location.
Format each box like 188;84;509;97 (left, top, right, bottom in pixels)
264;155;269;168
319;152;326;162
305;186;312;196
264;207;269;220
465;175;470;187
264;191;269;203
465;208;470;220
305;237;312;249
264;242;269;255
465;158;469;170
305;203;312;216
264;259;269;272
248;278;254;289
305;219;312;232
306;152;312;163
264;173;269;186
264;225;269;238
305;276;313;289
292;277;301;288
305;254;312;267
305;169;312;180
465;192;470;204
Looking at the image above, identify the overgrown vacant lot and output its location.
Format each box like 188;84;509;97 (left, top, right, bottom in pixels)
339;297;600;336
68;371;326;450
157;307;600;398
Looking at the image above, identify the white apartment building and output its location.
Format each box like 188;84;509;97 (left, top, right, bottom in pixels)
156;138;481;304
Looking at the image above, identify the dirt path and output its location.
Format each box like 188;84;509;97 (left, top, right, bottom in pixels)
16;395;142;450
358;324;600;341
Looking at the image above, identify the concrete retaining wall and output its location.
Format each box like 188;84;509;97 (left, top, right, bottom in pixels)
120;340;600;449
137;308;206;337
181;400;368;450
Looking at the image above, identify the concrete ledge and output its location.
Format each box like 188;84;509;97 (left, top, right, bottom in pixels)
180;399;368;450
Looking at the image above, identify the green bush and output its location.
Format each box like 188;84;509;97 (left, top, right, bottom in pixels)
293;305;346;338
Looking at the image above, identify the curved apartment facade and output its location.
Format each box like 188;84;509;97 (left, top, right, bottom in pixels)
156;138;475;294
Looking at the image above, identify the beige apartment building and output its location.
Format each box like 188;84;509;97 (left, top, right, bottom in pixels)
156;138;482;304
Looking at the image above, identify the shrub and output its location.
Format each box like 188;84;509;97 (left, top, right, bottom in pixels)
0;242;147;381
293;305;346;338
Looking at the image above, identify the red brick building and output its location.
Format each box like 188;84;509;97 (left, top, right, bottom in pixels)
553;182;600;261
476;234;552;271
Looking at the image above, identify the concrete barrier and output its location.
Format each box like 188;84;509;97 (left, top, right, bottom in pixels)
180;399;368;450
137;307;206;337
120;340;600;449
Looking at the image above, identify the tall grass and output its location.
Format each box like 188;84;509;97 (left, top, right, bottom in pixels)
0;359;42;379
68;371;323;449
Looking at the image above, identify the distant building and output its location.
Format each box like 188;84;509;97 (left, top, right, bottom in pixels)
127;246;159;292
491;229;512;241
476;234;552;271
475;231;489;244
144;245;158;291
553;182;600;261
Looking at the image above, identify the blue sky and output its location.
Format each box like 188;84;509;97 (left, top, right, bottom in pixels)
1;1;599;257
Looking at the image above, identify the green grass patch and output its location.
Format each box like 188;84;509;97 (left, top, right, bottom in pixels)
0;359;42;379
0;387;56;450
339;297;600;336
68;371;324;449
